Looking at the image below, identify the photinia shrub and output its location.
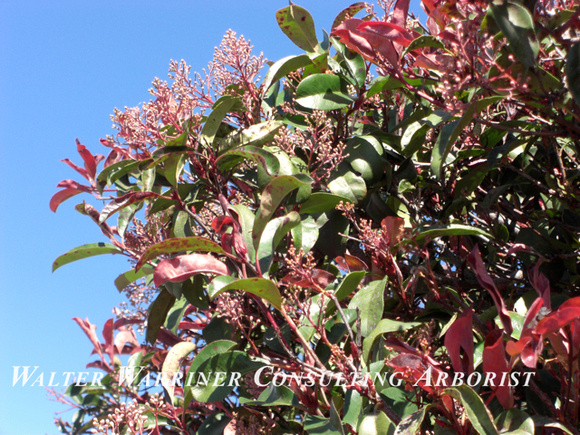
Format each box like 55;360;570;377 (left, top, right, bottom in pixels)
51;1;580;434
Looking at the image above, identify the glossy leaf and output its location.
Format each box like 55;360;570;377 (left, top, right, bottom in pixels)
153;254;228;287
358;412;396;435
146;290;175;344
444;309;474;374
218;120;284;154
52;243;124;272
489;1;538;68
327;169;367;203
275;4;318;53
295;73;355;110
161;341;196;403
262;54;313;93
331;2;367;29
299;192;352;214
468;246;513;336
257;211;301;275
208;277;283;310
349;277;387;337
99;191;160;224
136;237;225;271
187;340;237;374
443;385;499;435
395;406;428;435
217;146;280;177
430;103;475;180
566;42;580;106
187;351;265;402
363;318;421;362
415;224;491;245
483;330;514;409
252;175;311;250
199;95;243;147
114;264;155;292
50;188;86;212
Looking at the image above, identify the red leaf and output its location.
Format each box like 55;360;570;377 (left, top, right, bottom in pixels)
50;188;84;212
282;268;335;290
355;21;414;65
114;328;139;354
153;253;229;287
535;305;580;336
332;18;378;62
530;263;551;310
99;191;160;223
56;179;92;191
61;158;89;180
73;317;106;363
212;216;235;233
392;0;410;28
76;139;98;182
381;216;405;250
482;330;514;409
444;309;474;375
104;149;123;168
467;246;513;336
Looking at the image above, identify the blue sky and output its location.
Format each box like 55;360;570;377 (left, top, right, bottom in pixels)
0;1;422;433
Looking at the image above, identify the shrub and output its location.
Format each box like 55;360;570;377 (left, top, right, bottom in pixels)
52;1;580;433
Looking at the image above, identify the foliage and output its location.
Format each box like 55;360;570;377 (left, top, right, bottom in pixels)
51;1;580;434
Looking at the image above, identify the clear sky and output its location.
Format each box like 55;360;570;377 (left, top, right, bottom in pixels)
0;1;421;433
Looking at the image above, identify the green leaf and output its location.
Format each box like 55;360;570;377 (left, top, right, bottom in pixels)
332;2;367;30
262;54;314;93
182;274;209;310
349;277;387;337
566;42;580;106
363;319;422;362
197;413;232;435
165;295;189;333
343;389;362;428
358;412;396;435
208;277;283;311
344;135;385;184
291;215;319;253
240;384;296;406
114;264;155;292
295;73;355;110
367;75;406;98
187;340;237;374
161;341;196;404
299;192;352;214
303;416;339;435
328;169;367;203
334;270;366;301
489;1;538;68
403;35;444;57
252;175;312;250
257;211;301;275
333;39;366;89
218;120;284;154
430;103;475;180
395;407;429;435
401;122;429;158
495;409;534;434
161;151;187;187
276;4;319;53
52;243;124;272
217;146;280;177
443;385;499;435
415;224;491;245
146;290;176;344
135;237;225;271
199;95;243;147
187;351;265;402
